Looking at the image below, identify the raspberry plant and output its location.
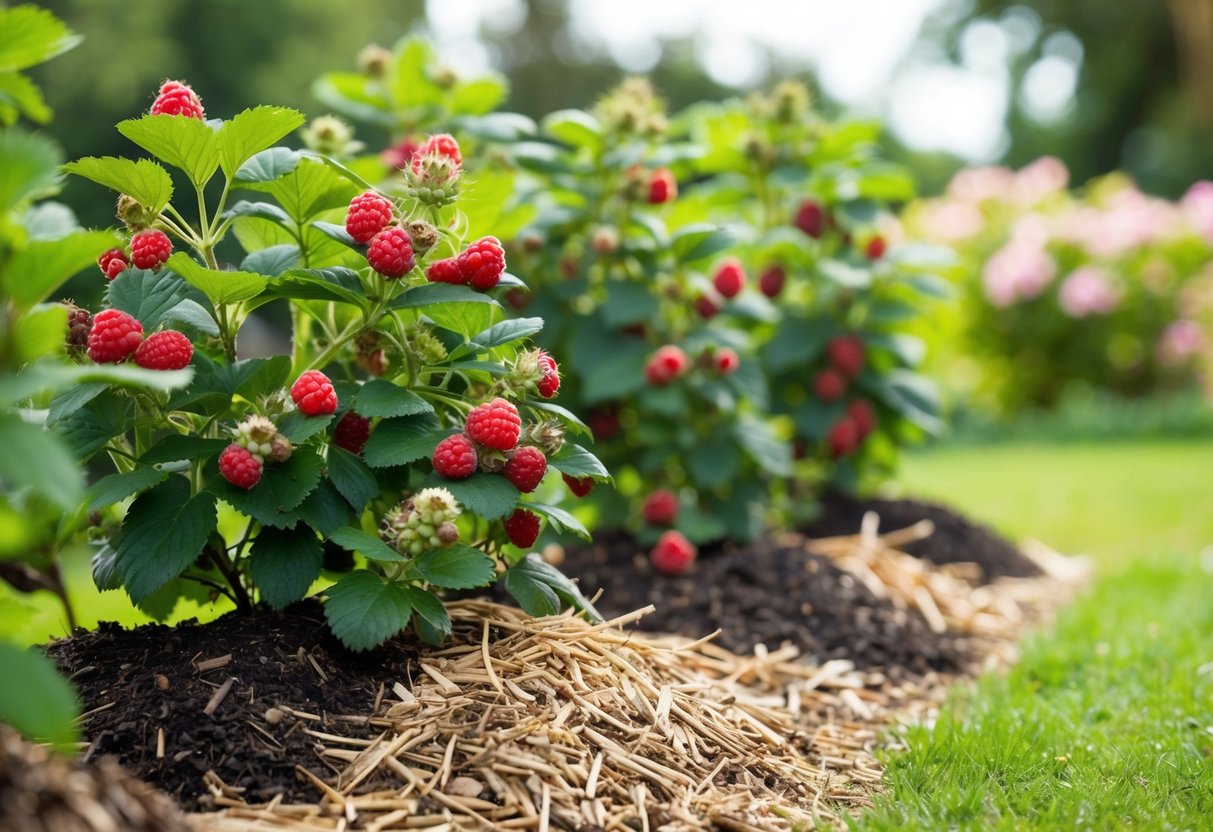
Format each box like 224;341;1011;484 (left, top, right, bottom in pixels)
58;78;607;651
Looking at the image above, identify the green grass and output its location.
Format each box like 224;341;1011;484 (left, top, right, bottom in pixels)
856;559;1213;830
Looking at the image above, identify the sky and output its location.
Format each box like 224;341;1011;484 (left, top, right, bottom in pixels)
423;0;1081;162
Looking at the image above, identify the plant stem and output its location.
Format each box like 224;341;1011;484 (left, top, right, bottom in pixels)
209;540;252;611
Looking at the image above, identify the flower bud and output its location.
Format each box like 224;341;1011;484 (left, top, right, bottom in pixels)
357;44;391;78
116;194;157;231
407;220;440;255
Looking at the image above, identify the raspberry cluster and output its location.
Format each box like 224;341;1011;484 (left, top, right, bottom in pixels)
380;487;462;557
423;236;507;291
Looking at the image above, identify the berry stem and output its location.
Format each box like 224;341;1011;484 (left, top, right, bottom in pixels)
210;530;252;611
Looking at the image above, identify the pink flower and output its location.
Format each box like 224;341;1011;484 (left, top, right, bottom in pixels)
1183;181;1213;242
1058;266;1119;317
1156;319;1206;366
922;201;984;242
982;240;1057;307
948;166;1015;203
1012;156;1069;204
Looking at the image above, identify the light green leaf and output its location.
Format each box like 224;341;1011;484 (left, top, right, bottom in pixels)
114;477;218;602
117;114;221;186
0;127;60;212
11;303;66;364
167;252;267;305
63;156;172;213
671;223;734;263
542;109;601;149
234;147;302;183
0;71;51;124
0;413;83;509
327;527;401;563
250;526;323;609
5;230;118;309
451;76;508;116
413;544;495;589
219;107;305;178
85;467;168;512
0;6;82;71
323;571;412;652
0;643;79;752
470;317;543;350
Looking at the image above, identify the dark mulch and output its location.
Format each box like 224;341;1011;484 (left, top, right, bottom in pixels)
46;601;419;809
803;492;1042;581
547;531;974;677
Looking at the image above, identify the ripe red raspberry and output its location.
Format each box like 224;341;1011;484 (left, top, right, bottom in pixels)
458;236;506;291
291;370;338;416
827;335;866;378
866;235;887;260
847;399;876;440
642;490;679;526
536;351;560;398
504;508;541;549
98;247;128;279
695;292;722;319
345;191;395;244
465;397;521;451
828;417;860;459
647;168;677;204
150;80;205;119
794;199;827;238
87;309;143;364
219;443;262;490
645;345;689;386
433;434;478;479
759;265;785;299
426;258;466;284
333;411;373;455
714;347;740;374
813;368;847;402
563;473;594;497
134;330;193;370
411;133;462;176
712;258;746;299
366;226;416;278
651;530;696;575
504;446;547;493
129;229;172;270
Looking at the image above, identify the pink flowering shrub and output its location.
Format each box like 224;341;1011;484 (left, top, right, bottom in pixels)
905;159;1211;410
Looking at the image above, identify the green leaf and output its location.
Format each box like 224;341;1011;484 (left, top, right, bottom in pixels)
527;502;591;541
762;316;830;374
275;410;334;444
388;38;442;110
201;355;292;402
106;267;213;330
219;107;305;178
354;380;434;419
222;199;291;224
327;446;378;512
249;526;323;609
542;109;601;149
244;156;357;223
819;259;871;289
414;544;496;589
140;434;229;465
167;252;267;305
311;220;361;250
114;477;218;602
56;392;129;460
733;414;792;477
440;474;518;521
471;317;543;350
671;223;734;263
241;244;300;276
117;114;221;186
324;571;413;651
234;147;302;183
527;401;592;437
0;127;60;213
63;156;172;212
502;554;600;621
5;230;118;310
362;416;443;468
0;413;83;509
865;369;943;434
401;586;451;642
11;303;66;364
391;282;502;310
267;267;368;308
687;439;741;489
0;643;79;752
85;467;168;512
451;76;508;116
212;449;324;528
549;444;610;481
91;543;121;591
45;381;106;427
0;71;51;124
600;281;657;328
327;527;401;563
297;480;351;537
0;6;82;71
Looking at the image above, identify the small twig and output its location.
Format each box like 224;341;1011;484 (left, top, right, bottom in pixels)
203;677;236;716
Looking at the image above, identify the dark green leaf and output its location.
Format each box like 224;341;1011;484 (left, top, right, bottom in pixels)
527;502;591;541
323;571;412;651
391;282;501;310
402;586;451;642
276;410;334;444
249;526;323;609
502;554;600;621
312;220;362;250
235;147;302;183
439;474;518;521
355;380;434;419
470;317;543;350
107;268;213;331
600;281;657;327
91;544;121;591
362;416;443;468
327;527;401;563
549;444;610;481
211;449;324;528
140;434;228;465
241;244;300;276
45;381;106;427
327;446;378;512
222;199;291;223
413;545;495;589
85;467;167;512
114;477;218;602
297;480;351;537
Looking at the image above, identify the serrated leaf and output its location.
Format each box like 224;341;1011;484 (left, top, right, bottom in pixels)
297;480;351;537
107;268;213;330
470;317;543;350
548;444;610;481
440;474;518;521
45;381;106;427
212;449;324;528
267;267;368;308
241;243;300;276
327;527;401;563
362;416;443;468
114;477;218;602
354;380;434;418
140;434;229;465
56;392;129;460
391;283;502;310
413;545;495;589
527;502;591;541
219;107;305;178
244;156;357;223
249;526;323;609
91;543;121;591
0;413;83;509
117;114;221;186
85;467;168;512
63;156;172;212
327;446;378;512
167;252;267;305
0;643;79;752
502;554;600;621
235;147;302;183
323;571;412;652
402;586;451;643
276;410;334;444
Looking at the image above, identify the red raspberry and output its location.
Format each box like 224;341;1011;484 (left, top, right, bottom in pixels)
150;80;205;119
98;247;128;279
504;446;547;493
345;191;395;244
695;292;722;319
588;406;621;441
645;345;689;386
333;411;373;455
465;398;521;451
847;399;876;440
828;417;860;459
712;258;746;299
651;530;696;576
563;474;594;497
458;236;506;291
86;309;143;364
433;434;478;479
813;369;847;402
134;330;192;370
65;306;91;351
366;226;416;278
647;168;677;204
827;335;866;378
505;288;530;310
866;235;887;260
504;508;541;549
426;258;466;284
219;443;262;490
759;265;785;299
129;229;172;270
536;351;560;398
411;133;462;176
381;137;419;171
794;199;827;238
714;347;740;374
642;490;679;526
291;370;338;416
